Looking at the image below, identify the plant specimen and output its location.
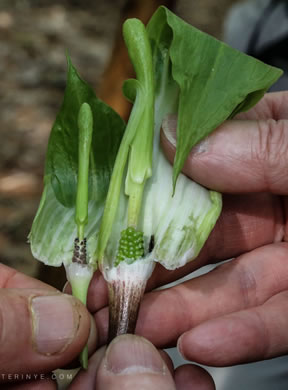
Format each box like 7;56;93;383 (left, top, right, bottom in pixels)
29;7;282;368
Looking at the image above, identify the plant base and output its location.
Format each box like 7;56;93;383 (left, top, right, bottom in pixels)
103;258;155;342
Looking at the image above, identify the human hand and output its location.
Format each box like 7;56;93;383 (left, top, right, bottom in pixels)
0;265;215;390
69;334;215;390
88;91;288;367
0;263;96;388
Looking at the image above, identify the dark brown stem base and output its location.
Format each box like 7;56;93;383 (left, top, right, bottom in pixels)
107;278;147;343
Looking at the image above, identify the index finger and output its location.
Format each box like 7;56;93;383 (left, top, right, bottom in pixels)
0;263;57;291
161;92;288;194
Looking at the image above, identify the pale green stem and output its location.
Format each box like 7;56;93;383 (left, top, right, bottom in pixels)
66;263;93;369
75;102;93;241
96;18;155;266
127;182;144;228
71;102;93;368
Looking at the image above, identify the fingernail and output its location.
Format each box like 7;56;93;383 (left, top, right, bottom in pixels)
105;335;165;375
177;336;186;359
62;280;71;294
162;114;177;146
191;137;209;155
162;114;209;154
31;295;78;355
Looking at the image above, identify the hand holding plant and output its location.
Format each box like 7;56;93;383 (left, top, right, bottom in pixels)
100;91;288;367
29;6;282;369
0;263;95;387
0;263;216;389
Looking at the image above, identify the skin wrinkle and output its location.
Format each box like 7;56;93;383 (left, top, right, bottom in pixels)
1;267;18;288
256;119;288;193
179;309;271;366
253;305;273;360
0;264;57;291
270;92;288;119
232;258;258;310
150;288;189;343
170;284;198;338
229;309;269;363
267;291;288;356
238;244;288;308
236;92;288;121
199;260;258;313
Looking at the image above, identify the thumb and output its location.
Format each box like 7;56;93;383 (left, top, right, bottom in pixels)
95;335;176;390
0;288;91;376
161;115;288;194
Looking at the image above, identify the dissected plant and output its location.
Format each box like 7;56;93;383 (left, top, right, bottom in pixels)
29;7;282;368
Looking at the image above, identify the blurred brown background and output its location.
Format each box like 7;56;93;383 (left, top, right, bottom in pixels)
0;0;241;287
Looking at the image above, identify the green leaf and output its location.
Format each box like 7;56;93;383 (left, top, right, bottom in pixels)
147;6;283;188
29;57;125;267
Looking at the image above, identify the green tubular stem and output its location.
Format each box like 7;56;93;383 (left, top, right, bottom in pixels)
71;276;89;369
79;346;89;370
95;94;141;264
66;262;93;369
78;226;85;243
127;181;144;228
72;102;93;367
75;102;93;242
96;18;155;266
71;275;90;369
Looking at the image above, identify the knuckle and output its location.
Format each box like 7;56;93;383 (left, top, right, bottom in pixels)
235;260;258;308
255;119;288;191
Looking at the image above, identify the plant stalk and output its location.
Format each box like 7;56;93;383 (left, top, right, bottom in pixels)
108;278;147;342
103;258;155;343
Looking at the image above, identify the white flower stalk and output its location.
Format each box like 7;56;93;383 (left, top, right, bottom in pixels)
66;261;93;306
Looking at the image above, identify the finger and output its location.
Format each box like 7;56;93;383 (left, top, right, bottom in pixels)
158;350;174;376
161;112;288;194
0;264;57;290
95;335;176;390
174;364;215;390
60;314;98;370
178;290;288;366
69;345;174;389
87;192;283;314
95;242;288;347
0;289;93;377
236;91;288;121
69;346;106;389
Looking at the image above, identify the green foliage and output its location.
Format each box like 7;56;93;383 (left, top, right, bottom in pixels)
147;6;283;188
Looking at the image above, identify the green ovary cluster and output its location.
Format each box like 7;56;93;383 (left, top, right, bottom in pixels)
116;227;144;265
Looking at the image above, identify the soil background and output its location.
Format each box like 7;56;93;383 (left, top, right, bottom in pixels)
0;0;241;286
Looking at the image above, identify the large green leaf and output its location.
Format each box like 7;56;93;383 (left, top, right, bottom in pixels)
147;6;283;187
29;58;125;266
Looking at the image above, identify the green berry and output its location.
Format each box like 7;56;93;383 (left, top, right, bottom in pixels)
115;227;144;265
